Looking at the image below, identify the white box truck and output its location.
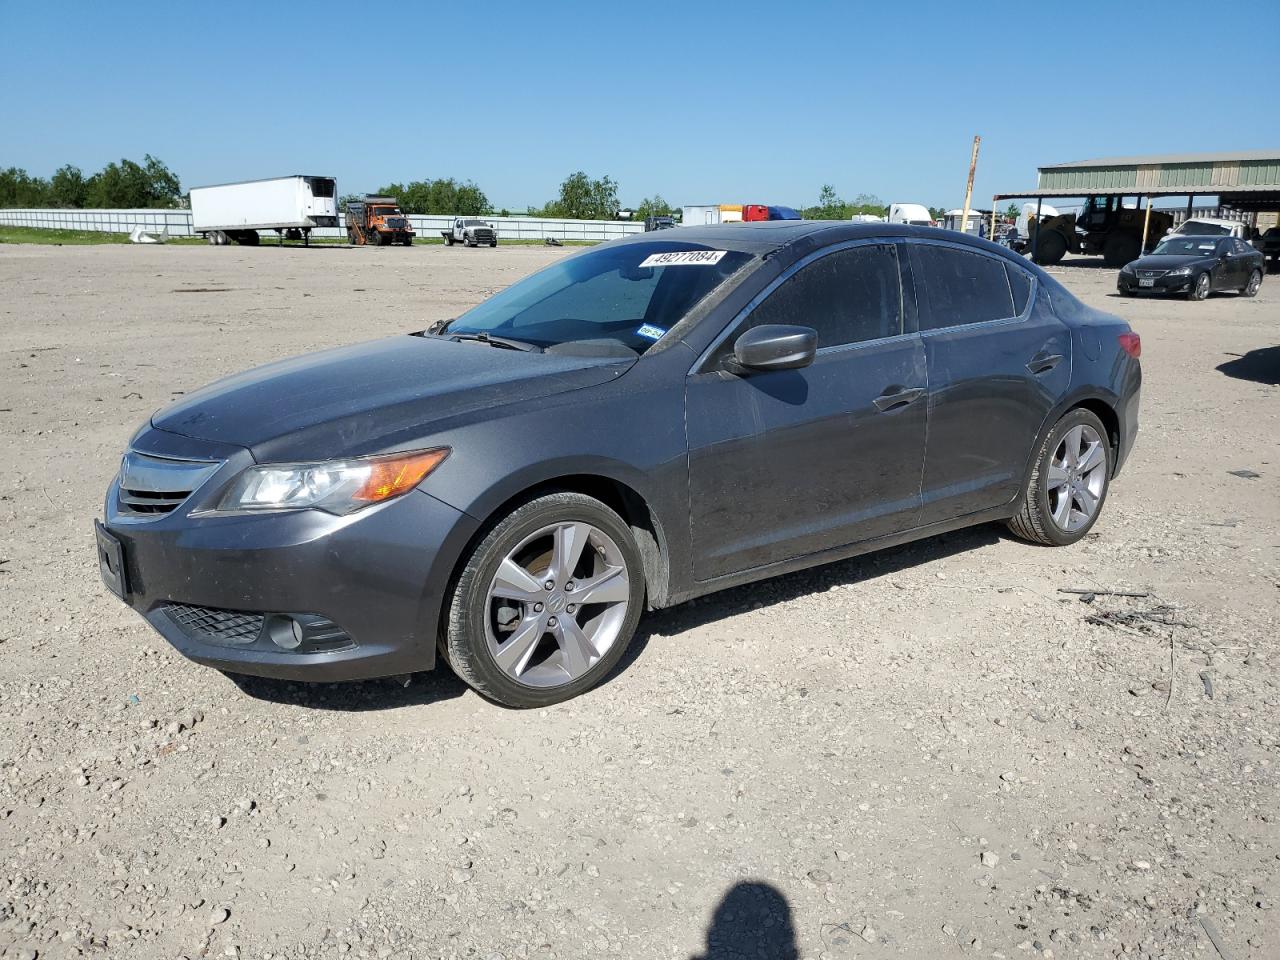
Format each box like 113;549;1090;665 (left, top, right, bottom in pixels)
189;175;338;246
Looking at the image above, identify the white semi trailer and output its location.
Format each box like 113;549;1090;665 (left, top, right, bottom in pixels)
189;175;338;246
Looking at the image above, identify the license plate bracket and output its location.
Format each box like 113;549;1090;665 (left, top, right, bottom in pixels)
94;521;129;599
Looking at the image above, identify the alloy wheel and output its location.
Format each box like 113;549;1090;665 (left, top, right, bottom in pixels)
1046;423;1106;533
1195;273;1210;299
484;521;631;688
1246;271;1261;296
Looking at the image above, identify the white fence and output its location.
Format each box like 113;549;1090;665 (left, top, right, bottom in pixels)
0;208;645;243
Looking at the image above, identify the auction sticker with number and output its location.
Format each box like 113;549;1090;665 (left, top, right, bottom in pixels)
638;250;727;268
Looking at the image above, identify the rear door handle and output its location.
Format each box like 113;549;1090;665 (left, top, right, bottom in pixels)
1026;351;1064;375
873;386;926;412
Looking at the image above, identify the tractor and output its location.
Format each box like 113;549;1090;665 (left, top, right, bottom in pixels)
1030;195;1172;267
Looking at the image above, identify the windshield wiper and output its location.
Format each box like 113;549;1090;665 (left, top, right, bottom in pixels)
450;332;540;352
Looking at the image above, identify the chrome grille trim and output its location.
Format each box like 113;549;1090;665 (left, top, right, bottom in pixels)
116;451;221;519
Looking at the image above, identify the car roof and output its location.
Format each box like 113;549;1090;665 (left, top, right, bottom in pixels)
612;220;981;256
1179;217;1238;227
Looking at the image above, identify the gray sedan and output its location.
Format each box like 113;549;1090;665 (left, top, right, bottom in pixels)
96;222;1141;707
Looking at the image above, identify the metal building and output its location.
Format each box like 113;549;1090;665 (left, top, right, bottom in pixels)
992;149;1280;260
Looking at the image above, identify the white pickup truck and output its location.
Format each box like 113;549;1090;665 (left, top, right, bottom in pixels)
441;218;498;247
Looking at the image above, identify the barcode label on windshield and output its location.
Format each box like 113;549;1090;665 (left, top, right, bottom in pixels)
638;250;727;268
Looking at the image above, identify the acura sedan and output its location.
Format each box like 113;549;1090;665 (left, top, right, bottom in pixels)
96;222;1141;707
1118;235;1264;300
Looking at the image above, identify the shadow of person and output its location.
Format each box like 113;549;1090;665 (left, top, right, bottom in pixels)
691;881;798;960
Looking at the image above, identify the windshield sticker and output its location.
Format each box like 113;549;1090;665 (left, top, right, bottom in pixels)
638;250;727;268
636;324;667;341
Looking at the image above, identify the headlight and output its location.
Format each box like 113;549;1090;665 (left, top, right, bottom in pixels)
1120;263;1135;274
216;448;449;515
1168;265;1193;276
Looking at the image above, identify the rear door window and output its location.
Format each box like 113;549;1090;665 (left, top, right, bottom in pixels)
912;244;1017;330
741;244;903;349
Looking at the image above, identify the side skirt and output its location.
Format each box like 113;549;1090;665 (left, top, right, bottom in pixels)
659;504;1016;610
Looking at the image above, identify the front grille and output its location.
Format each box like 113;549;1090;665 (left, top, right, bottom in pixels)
1137;269;1167;279
163;603;265;645
386;217;408;230
472;229;495;241
116;452;220;519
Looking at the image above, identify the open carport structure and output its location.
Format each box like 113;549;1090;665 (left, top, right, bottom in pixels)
992;150;1280;264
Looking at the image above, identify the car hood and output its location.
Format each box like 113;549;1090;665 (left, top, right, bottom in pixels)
1132;254;1214;270
153;335;630;460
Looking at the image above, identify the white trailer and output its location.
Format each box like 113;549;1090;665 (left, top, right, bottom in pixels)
682;204;722;226
189;175;338;246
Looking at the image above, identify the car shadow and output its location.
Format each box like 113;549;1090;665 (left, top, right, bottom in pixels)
226;661;469;711
1217;346;1280;386
617;522;1004;674
229;522;1003;711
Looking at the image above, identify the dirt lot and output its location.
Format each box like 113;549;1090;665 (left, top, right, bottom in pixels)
0;242;1276;960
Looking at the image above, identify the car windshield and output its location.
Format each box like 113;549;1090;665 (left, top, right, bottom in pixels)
1153;237;1223;256
444;242;752;356
1176;221;1230;236
464;220;488;227
375;208;399;216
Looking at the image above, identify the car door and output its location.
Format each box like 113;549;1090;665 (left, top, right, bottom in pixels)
1228;239;1254;287
685;242;928;581
908;240;1071;525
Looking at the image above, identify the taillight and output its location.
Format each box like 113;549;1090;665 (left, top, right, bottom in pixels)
1118;332;1141;358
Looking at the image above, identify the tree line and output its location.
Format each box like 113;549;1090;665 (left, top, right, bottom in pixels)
3;159;953;222
0;156;183;209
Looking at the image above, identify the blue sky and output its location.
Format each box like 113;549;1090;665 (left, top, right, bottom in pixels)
2;0;1277;211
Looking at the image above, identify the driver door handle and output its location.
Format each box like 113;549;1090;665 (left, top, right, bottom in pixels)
1026;351;1064;375
873;386;926;412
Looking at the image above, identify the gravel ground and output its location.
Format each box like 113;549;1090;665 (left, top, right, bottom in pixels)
0;243;1276;960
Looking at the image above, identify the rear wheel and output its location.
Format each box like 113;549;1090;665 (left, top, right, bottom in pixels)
445;234;454;246
1102;232;1141;267
442;492;644;708
1033;229;1067;266
1007;408;1110;547
1242;269;1262;297
1188;271;1210;301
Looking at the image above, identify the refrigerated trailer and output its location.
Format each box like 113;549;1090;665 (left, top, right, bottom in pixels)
189;175;338;246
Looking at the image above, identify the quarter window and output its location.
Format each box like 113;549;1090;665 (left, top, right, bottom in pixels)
742;245;903;349
913;245;1017;329
1006;263;1032;314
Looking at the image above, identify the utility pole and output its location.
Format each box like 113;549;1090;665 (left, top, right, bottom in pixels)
960;135;981;234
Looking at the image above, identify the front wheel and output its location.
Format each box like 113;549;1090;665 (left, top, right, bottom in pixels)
443;492;644;707
1188;271;1210;301
1007;408;1111;546
1242;269;1262;297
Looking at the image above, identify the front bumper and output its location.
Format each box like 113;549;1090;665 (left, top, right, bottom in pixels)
98;428;479;681
1117;272;1193;295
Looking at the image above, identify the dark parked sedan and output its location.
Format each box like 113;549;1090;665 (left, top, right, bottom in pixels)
1118;235;1264;300
96;222;1141;707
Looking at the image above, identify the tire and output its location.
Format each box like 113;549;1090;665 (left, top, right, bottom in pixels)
402;235;413;246
1102;232;1140;268
446;234;454;246
1033;229;1067;266
238;230;259;246
373;230;386;247
489;240;498;248
465;235;475;247
442;492;645;708
1007;408;1111;547
1242;268;1262;297
1187;271;1210;301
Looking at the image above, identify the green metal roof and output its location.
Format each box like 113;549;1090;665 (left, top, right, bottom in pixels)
995;150;1280;201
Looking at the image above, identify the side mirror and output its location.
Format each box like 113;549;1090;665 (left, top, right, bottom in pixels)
729;324;817;372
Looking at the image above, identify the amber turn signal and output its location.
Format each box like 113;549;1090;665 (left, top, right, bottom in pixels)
351;448;451;503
